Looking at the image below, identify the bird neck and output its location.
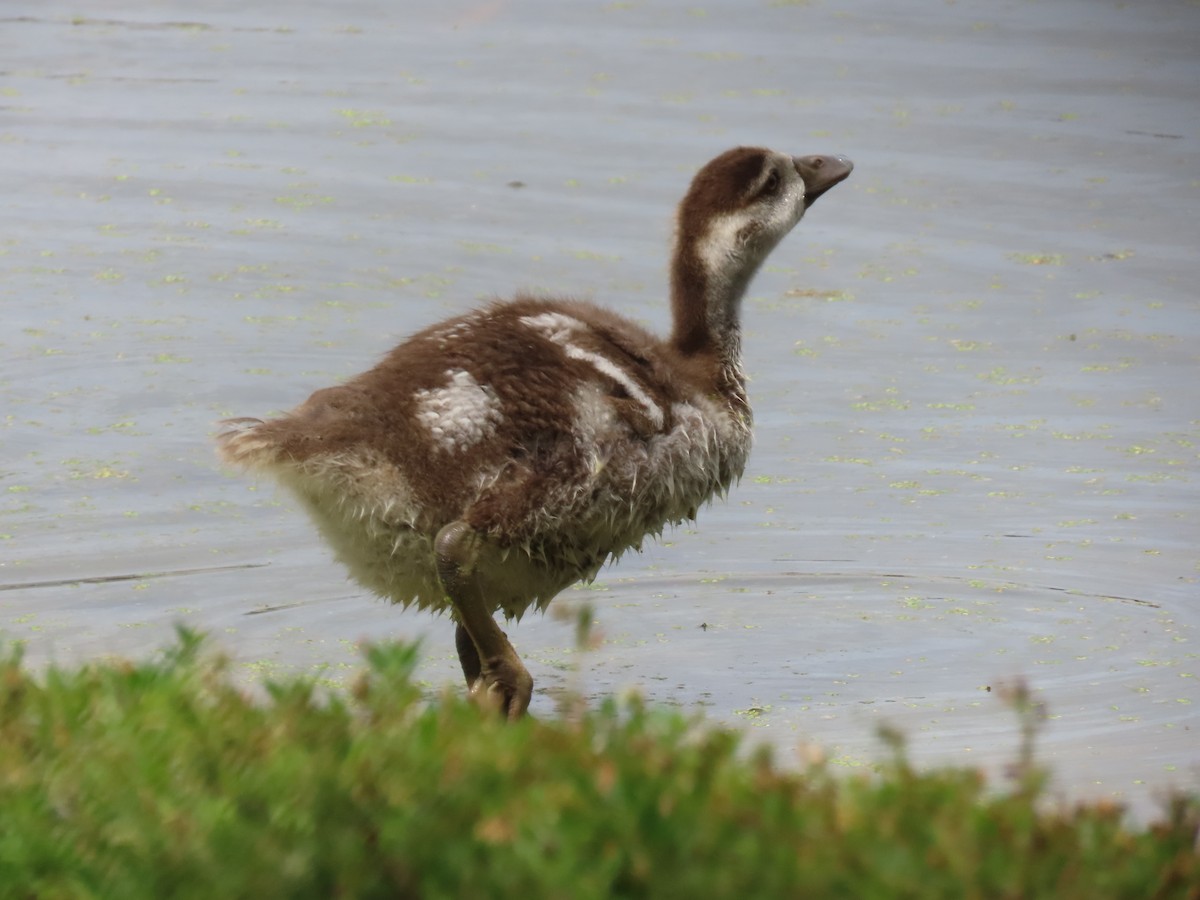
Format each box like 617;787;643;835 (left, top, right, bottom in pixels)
669;232;763;365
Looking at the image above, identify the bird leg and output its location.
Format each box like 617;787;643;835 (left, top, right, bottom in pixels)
435;521;532;720
454;622;482;686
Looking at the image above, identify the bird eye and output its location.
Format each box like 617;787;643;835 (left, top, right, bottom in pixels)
761;170;780;196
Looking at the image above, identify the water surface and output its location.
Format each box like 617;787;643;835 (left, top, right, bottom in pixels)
2;0;1197;821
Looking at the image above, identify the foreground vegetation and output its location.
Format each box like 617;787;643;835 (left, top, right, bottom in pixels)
0;630;1195;898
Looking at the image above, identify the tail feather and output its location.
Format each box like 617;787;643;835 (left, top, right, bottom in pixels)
215;417;287;471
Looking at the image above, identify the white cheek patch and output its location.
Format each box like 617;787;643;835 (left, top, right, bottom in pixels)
777;179;806;228
519;313;665;431
414;368;503;452
697;209;755;275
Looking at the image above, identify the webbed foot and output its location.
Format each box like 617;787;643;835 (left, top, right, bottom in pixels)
437;521;532;720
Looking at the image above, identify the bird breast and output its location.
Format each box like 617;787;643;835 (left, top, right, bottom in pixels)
237;296;753;618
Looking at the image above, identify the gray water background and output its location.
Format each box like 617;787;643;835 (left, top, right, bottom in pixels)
2;0;1197;821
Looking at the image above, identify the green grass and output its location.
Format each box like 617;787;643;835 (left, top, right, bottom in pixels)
0;630;1195;898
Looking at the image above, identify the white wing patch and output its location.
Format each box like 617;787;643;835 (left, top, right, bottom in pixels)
563;345;664;430
414;368;503;452
517;311;586;343
519;312;664;430
429;311;486;348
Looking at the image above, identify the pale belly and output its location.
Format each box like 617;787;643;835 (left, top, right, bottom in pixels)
278;394;750;620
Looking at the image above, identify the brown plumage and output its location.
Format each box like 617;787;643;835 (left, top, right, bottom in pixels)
217;146;852;717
